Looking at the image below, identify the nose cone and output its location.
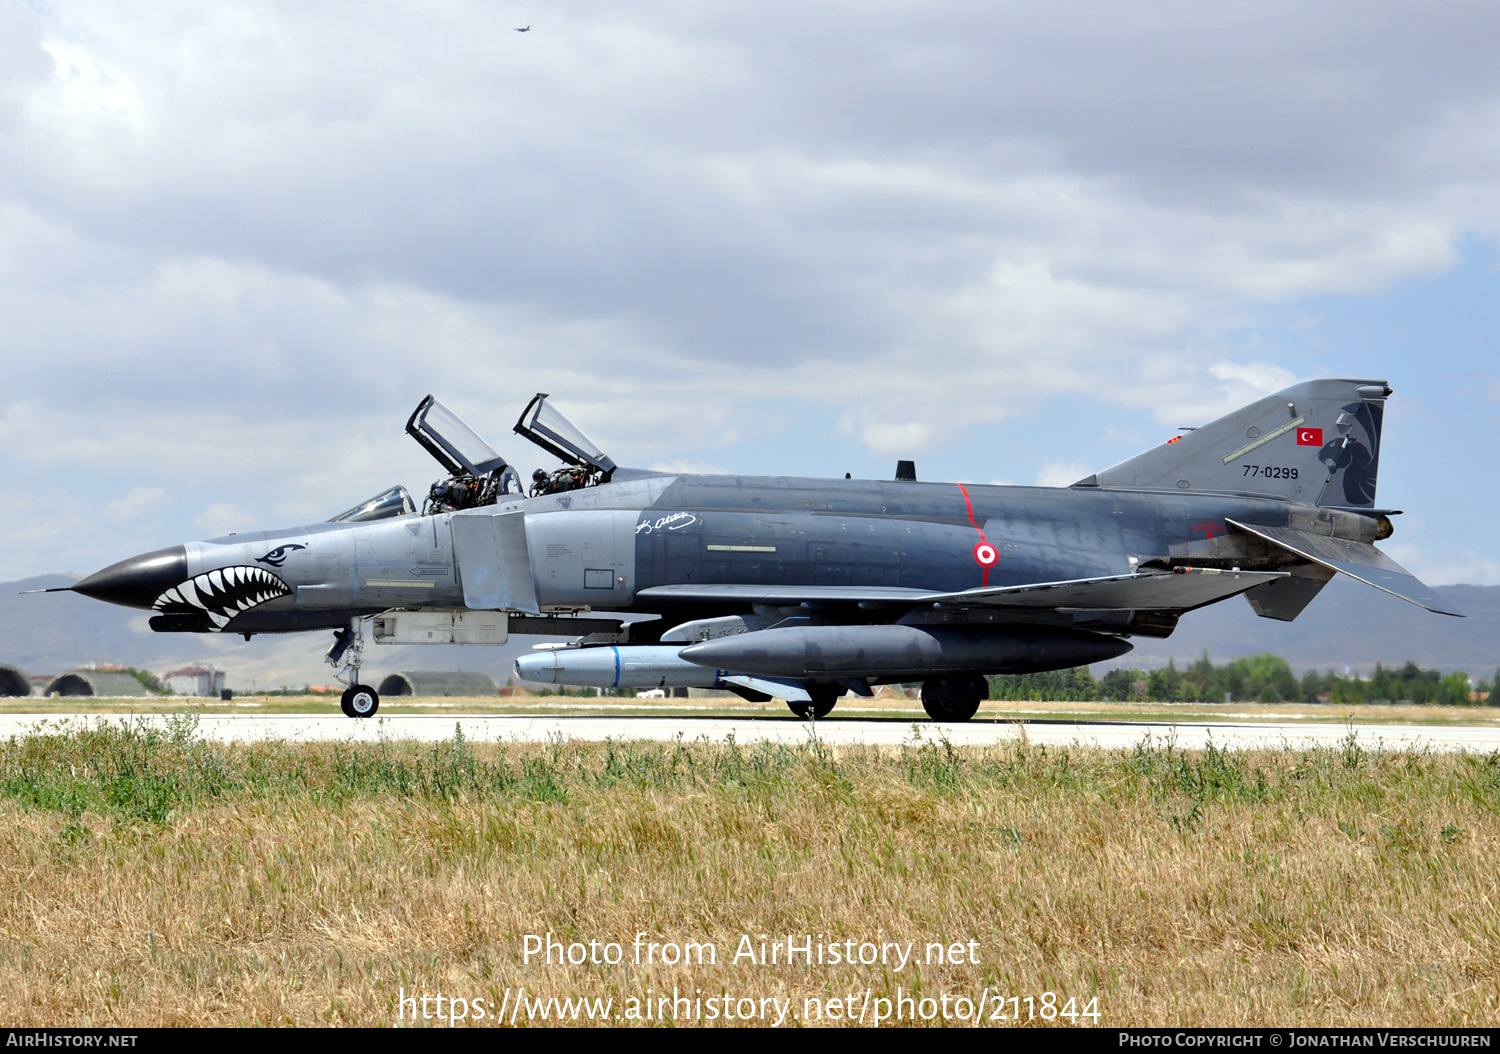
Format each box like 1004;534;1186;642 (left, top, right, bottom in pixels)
513;651;562;684
71;545;188;609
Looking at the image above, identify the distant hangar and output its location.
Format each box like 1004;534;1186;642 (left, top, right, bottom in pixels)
378;671;497;697
45;670;152;697
0;664;29;697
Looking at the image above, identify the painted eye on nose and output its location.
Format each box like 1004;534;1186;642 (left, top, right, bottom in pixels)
255;543;307;567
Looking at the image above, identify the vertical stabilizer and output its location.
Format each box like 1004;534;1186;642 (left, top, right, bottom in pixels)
1080;379;1389;508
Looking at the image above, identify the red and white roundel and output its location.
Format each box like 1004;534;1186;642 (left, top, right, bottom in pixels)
973;542;998;567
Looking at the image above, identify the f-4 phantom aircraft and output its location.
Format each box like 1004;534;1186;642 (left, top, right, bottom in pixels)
51;379;1460;720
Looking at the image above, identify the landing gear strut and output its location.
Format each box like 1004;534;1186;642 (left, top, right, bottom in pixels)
921;674;987;722
328;618;380;719
788;684;842;720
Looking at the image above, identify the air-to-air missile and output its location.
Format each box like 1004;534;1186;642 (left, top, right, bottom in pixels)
43;381;1460;721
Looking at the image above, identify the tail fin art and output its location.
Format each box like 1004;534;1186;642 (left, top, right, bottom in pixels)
1077;378;1462;619
1079;378;1389;509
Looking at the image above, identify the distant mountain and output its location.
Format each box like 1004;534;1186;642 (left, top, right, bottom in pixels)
1122;577;1499;678
4;573;1495;690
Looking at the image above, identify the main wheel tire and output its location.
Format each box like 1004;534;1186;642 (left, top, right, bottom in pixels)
342;684;380;719
788;685;841;720
787;699;837;720
920;674;987;722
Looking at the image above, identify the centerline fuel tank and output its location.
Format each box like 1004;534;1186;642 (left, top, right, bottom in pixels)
679;624;1132;679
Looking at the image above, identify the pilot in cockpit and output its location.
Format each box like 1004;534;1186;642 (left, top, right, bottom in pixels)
529;466;587;496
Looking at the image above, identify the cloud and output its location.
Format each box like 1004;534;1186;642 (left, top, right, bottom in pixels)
646;460;729;475
4;1;1500;577
191;502;254;537
103;486;166;522
1034;460;1093;488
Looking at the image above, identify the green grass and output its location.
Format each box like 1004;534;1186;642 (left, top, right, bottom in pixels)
5;715;1499;825
3;721;1499;1026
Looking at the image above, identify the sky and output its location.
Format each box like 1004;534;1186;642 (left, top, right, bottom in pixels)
2;0;1499;588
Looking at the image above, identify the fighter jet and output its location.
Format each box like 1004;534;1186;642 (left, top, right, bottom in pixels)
50;379;1459;720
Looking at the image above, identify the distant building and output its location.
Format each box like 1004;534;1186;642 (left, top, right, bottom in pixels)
163;666;226;697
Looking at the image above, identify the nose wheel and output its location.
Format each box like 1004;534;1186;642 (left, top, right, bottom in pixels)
340;683;380;718
329;618;380;719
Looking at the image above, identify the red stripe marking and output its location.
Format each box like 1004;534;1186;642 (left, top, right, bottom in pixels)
955;482;991;586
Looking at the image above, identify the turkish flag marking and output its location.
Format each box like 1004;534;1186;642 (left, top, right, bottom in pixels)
1297;427;1323;446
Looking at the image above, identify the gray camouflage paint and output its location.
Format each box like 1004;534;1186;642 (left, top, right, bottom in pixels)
66;379;1458;667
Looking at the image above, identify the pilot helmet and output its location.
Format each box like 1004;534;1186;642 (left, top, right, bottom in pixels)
532;469;548;483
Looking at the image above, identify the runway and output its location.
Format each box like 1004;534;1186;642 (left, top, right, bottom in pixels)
3;713;1500;752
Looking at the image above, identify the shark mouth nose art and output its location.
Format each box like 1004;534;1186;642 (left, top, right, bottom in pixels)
152;566;292;629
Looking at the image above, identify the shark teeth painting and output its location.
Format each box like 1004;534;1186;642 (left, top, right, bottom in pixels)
153;566;292;630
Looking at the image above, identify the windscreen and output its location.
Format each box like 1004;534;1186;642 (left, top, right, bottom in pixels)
328;485;417;523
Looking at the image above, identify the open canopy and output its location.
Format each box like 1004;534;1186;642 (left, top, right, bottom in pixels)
513;394;616;477
406;396;510;477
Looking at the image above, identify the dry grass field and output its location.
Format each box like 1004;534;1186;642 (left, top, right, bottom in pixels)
0;718;1496;1027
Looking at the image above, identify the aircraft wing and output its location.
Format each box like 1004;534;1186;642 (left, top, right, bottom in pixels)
1225;519;1463;617
919;567;1285;610
637;568;1284;612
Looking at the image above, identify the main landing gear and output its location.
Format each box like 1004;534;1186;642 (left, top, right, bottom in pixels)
328;618;380;719
921;674;987;722
787;684;842;720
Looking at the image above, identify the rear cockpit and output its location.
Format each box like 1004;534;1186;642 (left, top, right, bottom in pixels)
514;393;617;496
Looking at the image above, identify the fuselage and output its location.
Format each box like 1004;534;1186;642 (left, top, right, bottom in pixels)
72;470;1303;636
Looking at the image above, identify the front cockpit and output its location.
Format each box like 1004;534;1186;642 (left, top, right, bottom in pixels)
406;395;525;513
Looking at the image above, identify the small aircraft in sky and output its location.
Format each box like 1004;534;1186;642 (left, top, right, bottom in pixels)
52;379;1459;719
515;25;530;32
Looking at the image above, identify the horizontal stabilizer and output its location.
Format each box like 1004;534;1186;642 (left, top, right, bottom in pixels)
720;674;811;703
1226;519;1463;617
922;567;1286;611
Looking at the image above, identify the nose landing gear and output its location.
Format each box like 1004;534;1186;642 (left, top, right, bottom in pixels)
328;618;380;719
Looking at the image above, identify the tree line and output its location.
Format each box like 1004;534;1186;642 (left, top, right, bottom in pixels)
985;654;1491;705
